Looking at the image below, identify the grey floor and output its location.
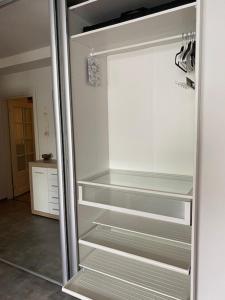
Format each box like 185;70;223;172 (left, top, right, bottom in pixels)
0;261;75;300
0;196;62;282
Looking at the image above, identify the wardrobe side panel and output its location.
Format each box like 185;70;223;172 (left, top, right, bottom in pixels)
70;41;109;179
197;1;225;299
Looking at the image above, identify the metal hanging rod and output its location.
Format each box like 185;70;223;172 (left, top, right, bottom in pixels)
90;32;196;57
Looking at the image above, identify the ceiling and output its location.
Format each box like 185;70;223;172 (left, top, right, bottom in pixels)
0;0;50;58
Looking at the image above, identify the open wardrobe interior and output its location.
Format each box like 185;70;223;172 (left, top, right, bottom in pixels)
56;1;200;299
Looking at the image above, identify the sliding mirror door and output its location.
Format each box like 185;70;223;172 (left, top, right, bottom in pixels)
0;0;66;284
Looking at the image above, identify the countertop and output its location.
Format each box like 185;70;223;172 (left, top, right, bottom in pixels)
29;160;57;168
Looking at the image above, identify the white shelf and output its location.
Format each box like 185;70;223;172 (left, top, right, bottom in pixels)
80;249;190;300
78;184;192;225
94;211;192;246
70;3;196;53
69;0;98;12
69;0;193;23
79;169;193;197
79;225;191;274
63;269;176;300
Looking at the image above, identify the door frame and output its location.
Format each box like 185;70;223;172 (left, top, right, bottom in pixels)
49;0;79;284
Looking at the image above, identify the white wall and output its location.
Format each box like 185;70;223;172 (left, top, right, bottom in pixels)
0;66;56;199
108;43;195;175
0;46;50;74
197;1;225;299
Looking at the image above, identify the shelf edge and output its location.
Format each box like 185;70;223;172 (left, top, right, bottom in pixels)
78;181;193;200
79;200;190;225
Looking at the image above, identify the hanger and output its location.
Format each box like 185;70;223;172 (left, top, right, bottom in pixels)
186;32;196;72
182;40;192;62
175;33;187;73
185;34;194;72
190;33;196;69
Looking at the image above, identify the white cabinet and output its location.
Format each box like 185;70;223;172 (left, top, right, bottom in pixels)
30;164;59;219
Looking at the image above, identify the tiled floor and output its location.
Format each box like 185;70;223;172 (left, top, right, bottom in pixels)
0;196;62;282
0;262;74;300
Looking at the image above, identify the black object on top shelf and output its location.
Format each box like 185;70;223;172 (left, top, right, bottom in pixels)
82;0;195;33
67;0;85;6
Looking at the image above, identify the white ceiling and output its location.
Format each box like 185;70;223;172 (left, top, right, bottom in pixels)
0;0;50;58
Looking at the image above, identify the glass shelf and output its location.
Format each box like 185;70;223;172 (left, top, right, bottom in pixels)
79;169;193;197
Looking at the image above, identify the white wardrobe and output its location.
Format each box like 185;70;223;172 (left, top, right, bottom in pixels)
59;1;201;299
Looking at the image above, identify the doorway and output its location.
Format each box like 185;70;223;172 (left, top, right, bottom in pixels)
8;97;35;197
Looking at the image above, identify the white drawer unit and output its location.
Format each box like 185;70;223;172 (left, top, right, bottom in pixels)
30;163;59;219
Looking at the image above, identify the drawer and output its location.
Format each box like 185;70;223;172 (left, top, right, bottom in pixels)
49;186;59;197
48;169;58;187
32;167;47;175
48;195;59;204
49;202;59;216
78;185;192;225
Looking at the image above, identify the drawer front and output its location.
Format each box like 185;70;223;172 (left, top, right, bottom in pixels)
48;168;58;188
79;185;192;225
49;186;59;197
49;203;59;216
49;195;59;204
32;167;47;175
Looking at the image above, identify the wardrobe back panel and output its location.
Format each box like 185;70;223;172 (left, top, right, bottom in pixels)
108;43;195;175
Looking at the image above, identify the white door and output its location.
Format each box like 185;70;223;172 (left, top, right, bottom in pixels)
8;97;35;197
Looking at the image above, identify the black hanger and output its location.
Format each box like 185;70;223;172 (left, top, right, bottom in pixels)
182;41;192;61
175;46;187;73
190;40;196;68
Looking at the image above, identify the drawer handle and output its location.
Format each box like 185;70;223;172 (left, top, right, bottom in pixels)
34;171;44;174
51;185;58;188
51;197;59;199
52;208;59;211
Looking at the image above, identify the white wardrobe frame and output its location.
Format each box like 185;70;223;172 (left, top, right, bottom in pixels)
49;1;202;299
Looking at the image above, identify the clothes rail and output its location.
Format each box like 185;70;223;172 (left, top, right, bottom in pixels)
90;33;196;57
